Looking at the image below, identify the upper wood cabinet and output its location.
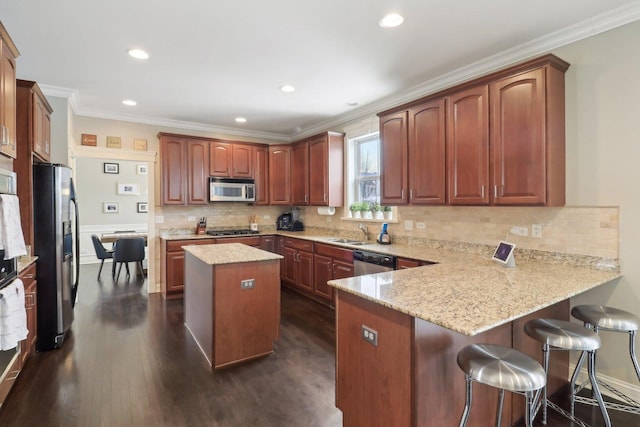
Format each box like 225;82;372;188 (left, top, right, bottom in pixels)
268;145;291;205
380;54;569;207
254;145;269;205
0;23;19;159
309;132;344;206
17;80;53;162
291;141;310;205
210;141;254;178
380;101;445;206
159;133;210;206
447;85;490;205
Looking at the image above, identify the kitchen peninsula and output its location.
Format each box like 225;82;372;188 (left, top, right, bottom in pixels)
183;243;282;369
328;254;620;427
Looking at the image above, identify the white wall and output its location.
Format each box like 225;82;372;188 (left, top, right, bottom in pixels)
554;21;640;387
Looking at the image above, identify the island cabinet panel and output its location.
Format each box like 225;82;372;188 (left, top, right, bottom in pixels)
184;253;280;369
447;85;490;205
380;111;409;205
408;98;446;204
268;145;291;205
336;290;413;427
413;318;513;427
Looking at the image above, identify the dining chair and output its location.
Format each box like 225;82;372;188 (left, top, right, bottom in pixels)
91;234;114;279
113;237;146;281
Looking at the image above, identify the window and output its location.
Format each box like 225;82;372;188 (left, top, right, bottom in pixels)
353;133;380;205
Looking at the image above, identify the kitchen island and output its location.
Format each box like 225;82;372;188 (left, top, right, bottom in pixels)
328;256;620;427
183;243;282;369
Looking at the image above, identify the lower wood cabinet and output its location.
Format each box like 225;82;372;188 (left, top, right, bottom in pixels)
396;257;436;269
282;238;314;294
20;263;37;365
313;243;354;303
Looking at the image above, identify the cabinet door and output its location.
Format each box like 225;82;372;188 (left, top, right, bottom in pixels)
380;111;408;205
490;68;546;205
161;137;187;205
260;235;276;252
296;250;314;292
210;141;233;177
277;237;286;277
32;95;51;161
254;146;269;205
42;104;51;159
0;42;17;159
447;85;490;205
166;251;186;293
283;247;298;284
313;254;333;301
268;145;291;205
291;142;309;205
309;136;328;206
408;99;446;204
396;257;421;269
187;140;210;205
20;264;37;364
232;144;253;178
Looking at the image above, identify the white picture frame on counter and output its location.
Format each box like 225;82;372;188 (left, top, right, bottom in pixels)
117;183;139;195
492;241;516;268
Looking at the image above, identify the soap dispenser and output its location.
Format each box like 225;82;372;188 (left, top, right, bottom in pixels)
377;223;391;245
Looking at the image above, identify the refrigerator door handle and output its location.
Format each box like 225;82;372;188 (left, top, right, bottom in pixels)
71;179;80;306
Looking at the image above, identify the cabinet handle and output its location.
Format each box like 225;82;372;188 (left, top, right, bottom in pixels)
410;189;413;200
228;168;231;176
332;263;336;274
23;274;35;279
0;125;7;146
481;185;485;198
46;141;49;153
324;194;327;202
327;262;332;272
494;185;498;198
305;194;308;203
401;189;405;200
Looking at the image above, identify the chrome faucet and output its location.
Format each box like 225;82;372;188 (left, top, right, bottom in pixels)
358;223;369;241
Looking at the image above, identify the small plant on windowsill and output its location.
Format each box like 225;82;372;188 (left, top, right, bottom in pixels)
382;205;393;220
350;202;364;219
347;203;358;218
370;202;384;220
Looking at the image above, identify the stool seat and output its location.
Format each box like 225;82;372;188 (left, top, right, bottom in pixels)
457;344;546;392
525;319;601;351
571;305;640;331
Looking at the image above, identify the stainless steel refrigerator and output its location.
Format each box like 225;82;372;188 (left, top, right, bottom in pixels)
33;163;79;351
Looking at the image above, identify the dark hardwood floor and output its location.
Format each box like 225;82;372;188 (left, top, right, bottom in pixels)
0;263;637;426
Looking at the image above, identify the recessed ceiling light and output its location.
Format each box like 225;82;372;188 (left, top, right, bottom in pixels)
379;13;404;28
235;117;247;123
280;85;296;93
122;99;137;106
347;101;359;107
127;48;150;60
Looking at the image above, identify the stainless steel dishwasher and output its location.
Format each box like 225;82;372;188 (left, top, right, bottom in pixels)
353;250;396;275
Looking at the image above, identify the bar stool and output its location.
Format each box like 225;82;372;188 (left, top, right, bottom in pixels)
571;305;640;414
456;344;546;427
524;318;611;427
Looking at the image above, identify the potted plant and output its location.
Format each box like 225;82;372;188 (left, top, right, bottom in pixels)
371;202;384;220
363;202;374;219
347;203;358;218
382;205;393;220
350;202;363;218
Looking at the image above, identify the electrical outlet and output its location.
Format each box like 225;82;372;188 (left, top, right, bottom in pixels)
240;279;255;289
361;325;378;346
263;215;271;220
416;222;426;230
155;215;164;223
510;226;528;237
404;220;413;231
532;224;542;238
188;216;196;221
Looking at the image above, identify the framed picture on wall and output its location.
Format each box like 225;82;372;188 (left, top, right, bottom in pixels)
137;202;148;213
103;162;119;174
103;202;118;213
117;183;139;195
136;164;148;175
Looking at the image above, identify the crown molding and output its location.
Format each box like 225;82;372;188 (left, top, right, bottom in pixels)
42;1;640;143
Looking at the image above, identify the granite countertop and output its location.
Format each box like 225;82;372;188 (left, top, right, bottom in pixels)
328;258;620;337
18;256;38;273
183;243;283;265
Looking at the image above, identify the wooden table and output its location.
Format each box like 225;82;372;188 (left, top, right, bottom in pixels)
100;232;147;244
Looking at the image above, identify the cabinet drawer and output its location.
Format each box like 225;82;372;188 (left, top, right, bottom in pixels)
315;243;353;263
166;238;215;252
285;237;314;252
216;236;260;247
19;263;37;284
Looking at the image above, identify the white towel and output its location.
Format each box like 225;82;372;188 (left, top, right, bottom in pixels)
0;279;28;351
0;194;27;259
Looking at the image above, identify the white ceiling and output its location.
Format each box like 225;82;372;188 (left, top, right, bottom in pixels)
3;1;640;141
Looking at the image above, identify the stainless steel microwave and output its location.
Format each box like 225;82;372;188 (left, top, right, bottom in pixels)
209;177;255;202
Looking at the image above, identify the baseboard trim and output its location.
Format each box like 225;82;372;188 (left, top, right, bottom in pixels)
569;362;640;403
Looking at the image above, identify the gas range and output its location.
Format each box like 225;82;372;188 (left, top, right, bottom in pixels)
206;229;260;237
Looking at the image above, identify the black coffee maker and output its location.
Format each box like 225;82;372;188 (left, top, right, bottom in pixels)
277;208;304;231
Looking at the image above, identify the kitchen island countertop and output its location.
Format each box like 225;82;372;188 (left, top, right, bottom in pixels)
182;243;282;265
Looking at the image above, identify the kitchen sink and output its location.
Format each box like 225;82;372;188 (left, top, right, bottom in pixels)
326;238;367;246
